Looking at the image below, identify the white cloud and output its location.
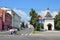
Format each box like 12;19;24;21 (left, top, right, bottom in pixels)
51;12;58;18
13;8;30;23
38;10;58;18
13;8;58;23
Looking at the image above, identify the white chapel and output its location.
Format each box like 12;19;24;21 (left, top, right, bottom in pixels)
44;8;54;31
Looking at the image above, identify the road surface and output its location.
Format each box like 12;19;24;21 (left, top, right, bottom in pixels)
0;34;60;40
0;27;60;40
19;26;34;36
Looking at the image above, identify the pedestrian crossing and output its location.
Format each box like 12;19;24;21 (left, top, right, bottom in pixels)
21;33;32;36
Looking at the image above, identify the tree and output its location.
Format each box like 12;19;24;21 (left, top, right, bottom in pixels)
29;8;40;31
54;11;60;30
21;22;25;28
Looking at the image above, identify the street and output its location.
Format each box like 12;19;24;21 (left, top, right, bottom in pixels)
0;34;60;40
19;26;34;35
0;26;60;40
0;27;60;40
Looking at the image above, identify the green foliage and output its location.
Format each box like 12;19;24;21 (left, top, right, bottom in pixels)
29;8;43;31
21;22;25;28
41;24;44;29
54;11;60;30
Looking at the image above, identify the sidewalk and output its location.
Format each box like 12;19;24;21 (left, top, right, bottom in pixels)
31;31;60;36
0;31;11;35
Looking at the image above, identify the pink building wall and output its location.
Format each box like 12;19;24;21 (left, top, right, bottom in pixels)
0;9;12;30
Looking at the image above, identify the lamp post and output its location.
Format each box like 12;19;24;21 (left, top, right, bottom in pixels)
38;15;42;31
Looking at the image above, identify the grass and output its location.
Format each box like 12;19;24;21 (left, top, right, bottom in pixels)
33;31;40;34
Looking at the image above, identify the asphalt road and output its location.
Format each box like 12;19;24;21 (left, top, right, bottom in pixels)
19;26;34;36
0;34;60;40
0;25;34;35
0;27;60;40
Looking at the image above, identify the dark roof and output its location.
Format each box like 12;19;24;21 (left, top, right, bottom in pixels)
45;12;52;18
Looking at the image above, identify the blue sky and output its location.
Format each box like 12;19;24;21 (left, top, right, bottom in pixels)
0;0;60;23
0;0;60;11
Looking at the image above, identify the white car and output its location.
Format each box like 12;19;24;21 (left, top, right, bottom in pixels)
9;28;17;32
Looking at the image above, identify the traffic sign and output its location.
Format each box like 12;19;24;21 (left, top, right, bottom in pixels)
38;20;42;24
38;15;42;20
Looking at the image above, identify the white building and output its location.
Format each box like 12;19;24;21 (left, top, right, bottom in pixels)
1;7;21;30
44;9;54;31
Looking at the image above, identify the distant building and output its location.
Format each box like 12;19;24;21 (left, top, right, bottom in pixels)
0;7;21;30
11;10;21;30
44;8;54;30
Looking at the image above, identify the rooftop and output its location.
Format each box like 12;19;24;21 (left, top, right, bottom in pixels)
45;12;52;18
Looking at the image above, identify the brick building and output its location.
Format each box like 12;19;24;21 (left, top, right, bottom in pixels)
0;7;21;31
0;9;12;30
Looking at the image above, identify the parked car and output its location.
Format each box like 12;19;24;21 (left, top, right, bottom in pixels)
9;28;17;35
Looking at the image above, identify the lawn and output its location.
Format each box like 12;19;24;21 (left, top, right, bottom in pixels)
33;31;40;34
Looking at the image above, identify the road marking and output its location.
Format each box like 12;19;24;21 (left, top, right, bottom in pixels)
21;34;23;35
25;34;28;36
29;34;32;35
